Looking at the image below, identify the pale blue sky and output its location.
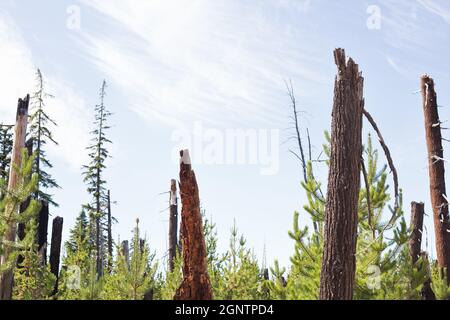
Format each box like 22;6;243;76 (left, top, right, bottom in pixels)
0;0;449;271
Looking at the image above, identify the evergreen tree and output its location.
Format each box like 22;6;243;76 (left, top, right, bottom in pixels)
280;134;428;300
0;150;55;299
13;209;56;300
65;209;90;256
82;80;113;278
156;250;183;299
58;210;99;300
0;150;39;276
101;219;157;300
213;221;264;300
29;68;60;206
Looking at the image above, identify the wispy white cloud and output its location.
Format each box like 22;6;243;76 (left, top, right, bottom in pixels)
418;0;450;24
78;0;328;129
380;0;450;49
0;14;91;169
385;55;404;75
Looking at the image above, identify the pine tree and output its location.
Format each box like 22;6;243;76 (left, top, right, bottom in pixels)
0;150;55;299
213;221;264;300
13;208;56;300
29;69;59;206
65;209;90;256
58;210;98;300
0;150;38;276
82;80;113;278
282;134;426;300
101;219;157;300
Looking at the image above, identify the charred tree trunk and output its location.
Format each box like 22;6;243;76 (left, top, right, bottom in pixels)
421;75;450;283
107;190;113;273
410;202;425;264
121;240;130;267
409;202;436;300
319;49;363;300
168;179;179;272
50;216;63;295
174;150;212;300
0;95;30;300
37;200;49;264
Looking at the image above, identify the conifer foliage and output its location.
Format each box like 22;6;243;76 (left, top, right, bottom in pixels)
82;80;113;278
29;69;59;206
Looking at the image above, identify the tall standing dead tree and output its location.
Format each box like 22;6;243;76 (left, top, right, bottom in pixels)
174;150;212;300
319;49;364;300
0;95;30;300
168;179;178;272
420;75;450;283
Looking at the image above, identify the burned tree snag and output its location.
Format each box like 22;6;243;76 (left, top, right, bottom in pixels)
121;240;130;267
50;216;63;295
421;75;450;283
409;202;436;300
0;95;30;300
410;202;425;264
107;190;113;273
174;149;212;300
168;179;179;272
37;200;49;264
319;49;363;300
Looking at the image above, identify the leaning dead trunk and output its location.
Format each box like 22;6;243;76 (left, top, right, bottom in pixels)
0;95;30;300
420;75;450;283
174;150;212;300
319;49;363;300
168;179;178;272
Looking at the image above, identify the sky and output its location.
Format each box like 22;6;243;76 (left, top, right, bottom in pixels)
0;0;449;272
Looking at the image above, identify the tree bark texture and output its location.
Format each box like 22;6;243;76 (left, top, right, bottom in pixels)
174;150;213;300
421;75;450;283
0;95;30;300
319;49;363;300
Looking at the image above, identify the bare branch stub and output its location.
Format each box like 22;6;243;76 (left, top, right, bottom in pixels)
174;150;212;300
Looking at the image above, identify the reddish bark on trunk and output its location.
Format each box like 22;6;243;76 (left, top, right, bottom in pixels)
421;75;450;283
0;95;30;300
174;150;212;300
